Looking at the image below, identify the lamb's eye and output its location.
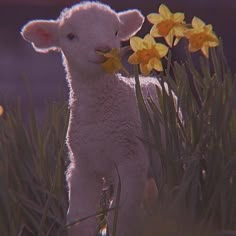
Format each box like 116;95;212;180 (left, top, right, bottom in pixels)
67;33;76;40
115;31;118;37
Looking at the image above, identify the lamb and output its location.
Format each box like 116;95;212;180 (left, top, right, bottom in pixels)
21;2;163;235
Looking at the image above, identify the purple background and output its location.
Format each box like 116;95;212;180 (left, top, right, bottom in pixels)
0;0;235;116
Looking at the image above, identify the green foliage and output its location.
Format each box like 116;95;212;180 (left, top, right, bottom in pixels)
0;101;69;236
136;45;236;234
0;44;235;236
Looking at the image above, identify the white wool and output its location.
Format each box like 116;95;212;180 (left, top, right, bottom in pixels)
21;2;167;236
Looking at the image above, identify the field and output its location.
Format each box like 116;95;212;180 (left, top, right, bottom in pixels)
0;46;235;236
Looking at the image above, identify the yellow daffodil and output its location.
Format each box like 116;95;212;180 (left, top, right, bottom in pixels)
0;105;3;117
98;48;127;74
128;34;168;76
147;4;186;47
184;17;219;58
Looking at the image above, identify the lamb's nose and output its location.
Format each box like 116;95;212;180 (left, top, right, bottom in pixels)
95;46;111;53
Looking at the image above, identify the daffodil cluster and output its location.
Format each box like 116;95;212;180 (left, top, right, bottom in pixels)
98;4;219;76
129;4;219;76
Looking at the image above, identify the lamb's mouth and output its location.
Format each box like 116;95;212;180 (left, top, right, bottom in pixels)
89;56;106;64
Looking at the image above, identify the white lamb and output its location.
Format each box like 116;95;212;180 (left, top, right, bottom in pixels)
21;2;162;236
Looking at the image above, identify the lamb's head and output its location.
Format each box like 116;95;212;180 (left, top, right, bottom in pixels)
21;1;144;77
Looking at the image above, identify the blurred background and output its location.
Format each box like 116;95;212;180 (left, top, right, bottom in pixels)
0;0;235;117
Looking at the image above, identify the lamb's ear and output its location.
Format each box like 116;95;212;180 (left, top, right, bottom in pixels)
21;20;60;53
118;10;144;41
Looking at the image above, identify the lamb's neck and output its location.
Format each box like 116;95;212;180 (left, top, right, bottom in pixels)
67;69;122;123
70;70;118;98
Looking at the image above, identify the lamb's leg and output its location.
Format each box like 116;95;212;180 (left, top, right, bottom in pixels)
109;161;147;236
67;167;102;236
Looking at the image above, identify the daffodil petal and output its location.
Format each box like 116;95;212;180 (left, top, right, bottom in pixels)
159;4;172;18
143;34;156;48
130;36;144;52
183;30;192;39
188;43;199;52
165;29;174;47
147;13;163;24
104;48;120;58
192;16;205;29
104;53;113;58
150;25;162;37
140;63;151;76
205;24;213;32
102;58;122;74
208;39;219;47
173;12;185;22
155;43;169;57
174;25;187;37
201;45;209;58
210;32;219;40
128;53;139;64
184;28;201;38
0;106;4;116
149;57;163;71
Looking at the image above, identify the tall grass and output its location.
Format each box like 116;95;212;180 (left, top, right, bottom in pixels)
0;100;69;236
137;45;236;235
0;44;235;236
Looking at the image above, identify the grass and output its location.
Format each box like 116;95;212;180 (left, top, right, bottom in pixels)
0;44;235;236
0;100;69;236
136;45;236;235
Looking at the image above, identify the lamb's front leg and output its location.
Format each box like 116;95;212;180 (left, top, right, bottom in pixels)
67;167;102;236
109;160;148;236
